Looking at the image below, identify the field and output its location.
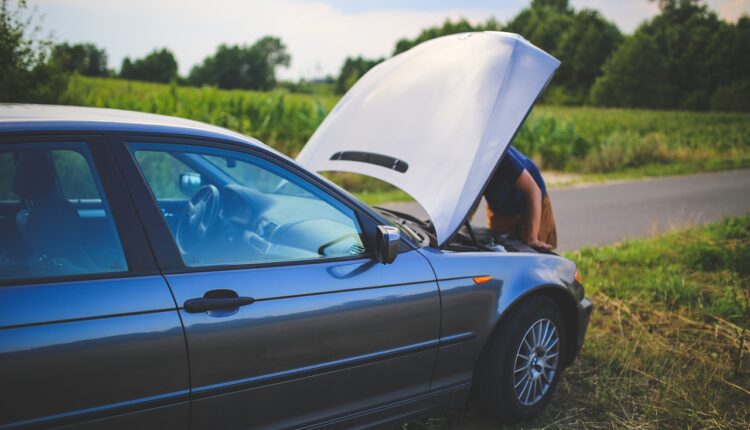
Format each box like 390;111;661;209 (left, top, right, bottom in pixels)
406;216;750;429
61;76;750;203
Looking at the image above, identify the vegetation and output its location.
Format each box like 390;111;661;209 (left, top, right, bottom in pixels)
0;0;67;103
188;37;290;91
61;76;337;157
335;56;383;95
120;48;178;84
407;216;750;429
52;42;109;77
515;106;750;174
591;0;750;111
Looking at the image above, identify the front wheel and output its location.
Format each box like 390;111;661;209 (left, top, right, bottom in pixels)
473;295;566;424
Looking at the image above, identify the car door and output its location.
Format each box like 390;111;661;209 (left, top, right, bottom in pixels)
0;137;190;429
114;137;441;429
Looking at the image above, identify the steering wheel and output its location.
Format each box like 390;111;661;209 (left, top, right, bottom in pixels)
176;185;221;255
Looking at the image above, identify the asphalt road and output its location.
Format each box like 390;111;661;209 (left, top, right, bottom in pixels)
383;169;750;251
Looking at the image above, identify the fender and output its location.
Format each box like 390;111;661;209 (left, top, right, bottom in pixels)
415;248;582;390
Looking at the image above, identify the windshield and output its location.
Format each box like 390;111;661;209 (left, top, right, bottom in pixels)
204;154;312;198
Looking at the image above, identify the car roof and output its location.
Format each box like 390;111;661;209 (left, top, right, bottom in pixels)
0;104;267;149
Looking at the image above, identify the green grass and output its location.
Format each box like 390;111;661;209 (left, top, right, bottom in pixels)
60;76;750;202
407;216;750;429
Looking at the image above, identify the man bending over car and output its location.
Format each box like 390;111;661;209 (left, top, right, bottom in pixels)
483;146;557;252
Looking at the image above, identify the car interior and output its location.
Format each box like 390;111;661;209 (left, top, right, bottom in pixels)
0;148;127;280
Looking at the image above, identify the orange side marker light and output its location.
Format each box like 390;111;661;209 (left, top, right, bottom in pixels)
473;275;492;284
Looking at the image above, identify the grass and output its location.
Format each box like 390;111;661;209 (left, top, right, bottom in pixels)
406;216;750;429
59;77;750;202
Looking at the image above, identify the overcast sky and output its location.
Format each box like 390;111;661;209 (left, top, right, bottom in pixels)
32;0;750;80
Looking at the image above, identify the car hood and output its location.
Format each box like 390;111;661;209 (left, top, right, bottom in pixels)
296;32;559;245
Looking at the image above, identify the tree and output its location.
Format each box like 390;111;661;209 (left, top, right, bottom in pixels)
393;18;499;56
120;48;178;83
592;0;749;111
335;56;383;94
52;42;108;77
0;0;66;102
590;32;673;109
188;36;290;90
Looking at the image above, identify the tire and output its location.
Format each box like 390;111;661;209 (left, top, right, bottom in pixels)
472;295;567;424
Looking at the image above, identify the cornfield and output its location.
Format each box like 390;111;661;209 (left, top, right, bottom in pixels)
62;76;750;180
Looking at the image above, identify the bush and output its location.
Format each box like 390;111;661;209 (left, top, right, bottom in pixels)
514;114;589;170
581;131;672;173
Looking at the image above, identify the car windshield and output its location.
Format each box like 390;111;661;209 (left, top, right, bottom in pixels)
203;154;312;198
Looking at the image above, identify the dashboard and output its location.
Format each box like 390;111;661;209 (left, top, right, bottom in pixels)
203;183;367;265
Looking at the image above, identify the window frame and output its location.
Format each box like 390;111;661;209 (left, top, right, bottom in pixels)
107;133;393;275
0;133;159;287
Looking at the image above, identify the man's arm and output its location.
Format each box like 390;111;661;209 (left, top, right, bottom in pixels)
515;170;552;252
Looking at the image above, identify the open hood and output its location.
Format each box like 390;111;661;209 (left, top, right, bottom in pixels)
297;32;559;246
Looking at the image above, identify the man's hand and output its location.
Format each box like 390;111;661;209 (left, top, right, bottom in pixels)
527;238;553;252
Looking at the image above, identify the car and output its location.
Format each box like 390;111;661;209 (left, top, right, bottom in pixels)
0;32;591;429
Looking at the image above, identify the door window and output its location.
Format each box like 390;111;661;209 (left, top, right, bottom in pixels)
129;143;367;268
0;142;128;281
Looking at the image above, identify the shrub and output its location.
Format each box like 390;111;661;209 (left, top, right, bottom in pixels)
514;114;589;170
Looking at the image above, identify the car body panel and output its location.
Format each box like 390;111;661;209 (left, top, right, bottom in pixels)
167;251;441;429
0;277;189;429
297;32;560;245
415;247;582;390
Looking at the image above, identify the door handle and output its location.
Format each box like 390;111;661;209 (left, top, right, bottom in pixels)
183;289;255;313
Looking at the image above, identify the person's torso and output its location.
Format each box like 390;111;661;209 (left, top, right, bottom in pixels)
484;147;547;216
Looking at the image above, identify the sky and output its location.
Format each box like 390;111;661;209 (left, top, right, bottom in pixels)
30;0;750;81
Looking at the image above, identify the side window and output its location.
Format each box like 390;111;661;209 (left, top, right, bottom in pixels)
0;142;128;281
129;143;367;268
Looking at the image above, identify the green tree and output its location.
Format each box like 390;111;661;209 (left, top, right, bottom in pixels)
590;32;673;109
188;36;290;90
120;48;178;83
0;0;66;102
592;0;749;111
335;56;383;94
393;18;490;55
52;42;108;77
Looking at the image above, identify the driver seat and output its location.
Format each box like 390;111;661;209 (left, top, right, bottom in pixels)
12;151;95;275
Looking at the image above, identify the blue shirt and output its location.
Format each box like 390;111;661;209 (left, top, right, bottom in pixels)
484;147;547;215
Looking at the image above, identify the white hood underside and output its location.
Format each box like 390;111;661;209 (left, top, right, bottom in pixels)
297;32;560;245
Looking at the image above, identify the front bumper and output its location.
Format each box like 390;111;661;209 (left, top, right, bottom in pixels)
572;297;593;362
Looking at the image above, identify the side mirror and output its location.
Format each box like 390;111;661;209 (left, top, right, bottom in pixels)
375;225;400;264
179;172;202;195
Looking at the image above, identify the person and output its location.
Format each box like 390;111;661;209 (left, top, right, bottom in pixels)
483;146;557;252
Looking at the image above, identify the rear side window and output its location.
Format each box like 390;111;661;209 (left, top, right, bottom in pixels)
0;142;128;282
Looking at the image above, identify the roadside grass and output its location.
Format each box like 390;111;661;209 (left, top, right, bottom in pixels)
406;216;750;429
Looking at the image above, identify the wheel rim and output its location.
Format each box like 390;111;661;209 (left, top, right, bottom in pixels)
512;318;559;406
